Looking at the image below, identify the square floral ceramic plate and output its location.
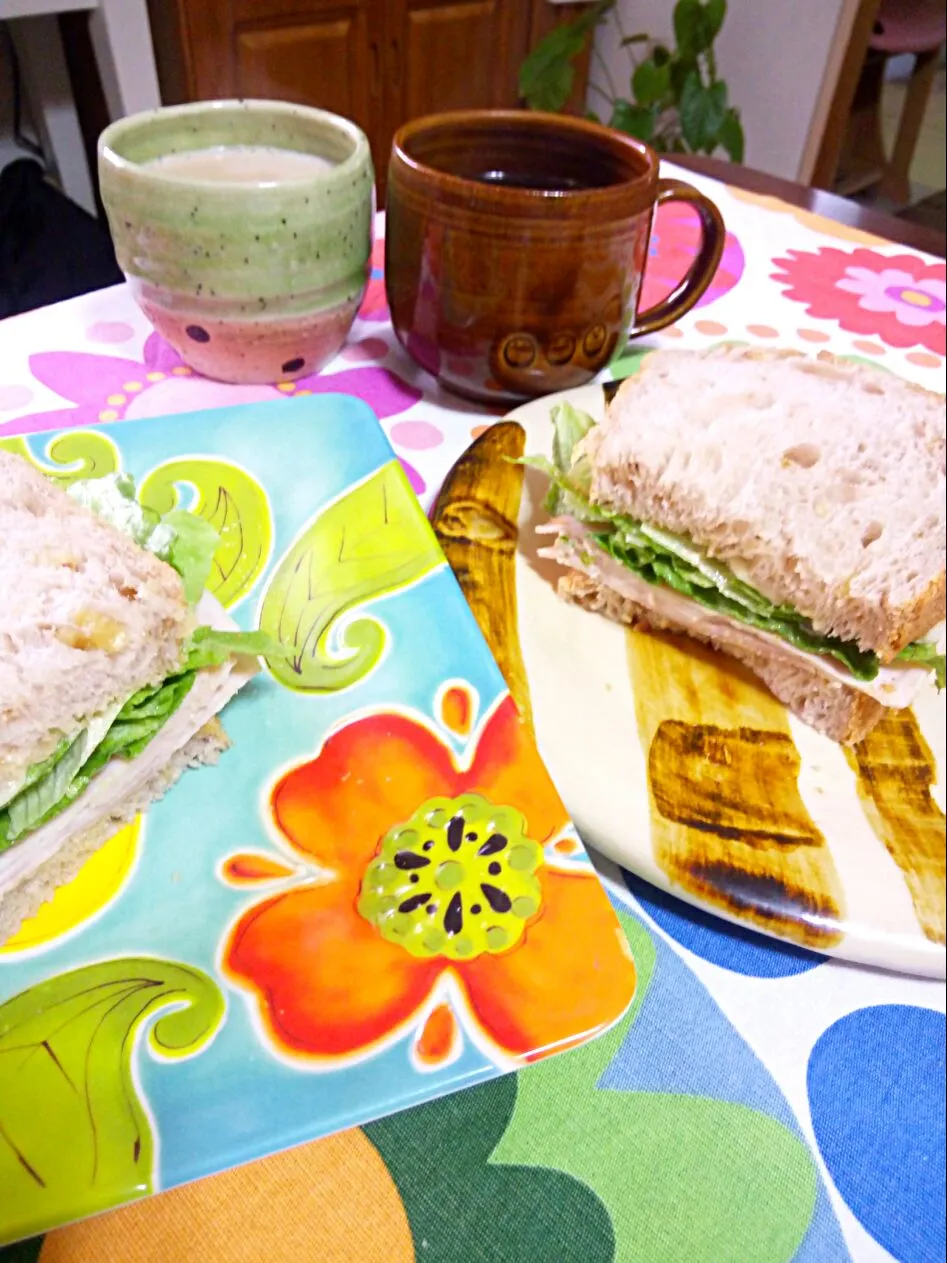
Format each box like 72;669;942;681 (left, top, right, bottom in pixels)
0;396;636;1247
432;379;946;980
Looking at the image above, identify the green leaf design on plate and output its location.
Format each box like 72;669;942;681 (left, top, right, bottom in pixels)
0;958;224;1243
0;431;121;487
259;460;444;693
139;458;273;610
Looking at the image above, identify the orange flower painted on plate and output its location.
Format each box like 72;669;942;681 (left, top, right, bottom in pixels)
222;689;635;1068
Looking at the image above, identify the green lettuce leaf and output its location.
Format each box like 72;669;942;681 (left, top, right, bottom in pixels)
68;473;221;607
593;530;880;679
183;626;285;671
0;734;72;810
0;672;198;852
84;672;197;772
160;508;221;606
897;640;946;689
3;732;90;843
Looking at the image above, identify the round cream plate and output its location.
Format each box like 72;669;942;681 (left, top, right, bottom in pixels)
434;385;946;978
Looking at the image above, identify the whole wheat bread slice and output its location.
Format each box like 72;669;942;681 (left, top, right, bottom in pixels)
0;451;192;784
559;569;884;744
581;346;946;659
0;720;228;945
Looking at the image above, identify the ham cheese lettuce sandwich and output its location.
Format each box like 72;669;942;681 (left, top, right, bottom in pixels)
527;346;945;744
0;449;275;944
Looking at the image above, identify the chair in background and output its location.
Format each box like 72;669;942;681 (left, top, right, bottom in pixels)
812;0;945;206
2;0;160;215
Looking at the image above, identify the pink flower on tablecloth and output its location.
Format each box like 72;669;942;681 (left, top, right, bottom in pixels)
3;331;427;492
639;200;745;312
837;266;946;326
771;247;946;355
357;236;388;323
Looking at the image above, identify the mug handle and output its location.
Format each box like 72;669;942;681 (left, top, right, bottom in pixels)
628;179;726;339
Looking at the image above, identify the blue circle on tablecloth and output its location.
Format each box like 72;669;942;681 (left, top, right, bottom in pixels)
808;1004;946;1263
622;870;825;977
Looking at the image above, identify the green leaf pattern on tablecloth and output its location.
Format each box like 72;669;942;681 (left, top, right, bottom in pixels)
493;911;818;1263
368;909;822;1262
367;1073;615;1263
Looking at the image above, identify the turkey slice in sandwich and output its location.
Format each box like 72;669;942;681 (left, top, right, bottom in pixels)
525;346;945;744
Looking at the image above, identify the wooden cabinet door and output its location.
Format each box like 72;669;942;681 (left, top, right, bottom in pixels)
379;0;529;163
150;0;592;198
167;0;378;144
231;1;377;142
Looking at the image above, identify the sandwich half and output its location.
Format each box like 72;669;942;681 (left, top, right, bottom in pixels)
0;450;273;944
528;346;946;744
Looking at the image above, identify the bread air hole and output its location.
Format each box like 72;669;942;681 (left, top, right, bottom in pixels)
782;443;821;468
861;521;883;547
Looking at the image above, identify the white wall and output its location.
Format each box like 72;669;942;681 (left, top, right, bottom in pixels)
588;0;849;181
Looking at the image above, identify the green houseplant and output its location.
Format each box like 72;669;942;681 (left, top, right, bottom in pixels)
519;0;744;162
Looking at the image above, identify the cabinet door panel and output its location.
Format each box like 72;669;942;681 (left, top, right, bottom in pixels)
233;8;374;138
396;0;518;120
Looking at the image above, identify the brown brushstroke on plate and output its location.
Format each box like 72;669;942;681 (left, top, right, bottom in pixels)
626;627;846;948
847;710;946;945
431;422;533;733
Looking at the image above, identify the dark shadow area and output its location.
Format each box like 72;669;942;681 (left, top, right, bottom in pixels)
0;158;122;320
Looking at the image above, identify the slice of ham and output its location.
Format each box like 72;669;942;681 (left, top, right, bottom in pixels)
0;594;255;896
540;517;931;709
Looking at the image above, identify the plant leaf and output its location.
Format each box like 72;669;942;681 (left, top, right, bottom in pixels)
0;431;121;489
674;0;723;54
139;458;273;610
518;24;585;111
719;107;745;161
673;0;703;53
572;0;616;38
679;71;727;151
609;100;657;142
620;32;651;45
704;80;729;150
652;43;671;67
632;58;671;107
669;52;699;98
704;0;727;42
518;0;613;110
0;958;224;1241
259;460;444;693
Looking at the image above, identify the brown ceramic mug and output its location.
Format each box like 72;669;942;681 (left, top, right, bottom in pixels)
385;109;725;404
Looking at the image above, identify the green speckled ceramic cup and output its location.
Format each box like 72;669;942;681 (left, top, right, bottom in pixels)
98;100;374;384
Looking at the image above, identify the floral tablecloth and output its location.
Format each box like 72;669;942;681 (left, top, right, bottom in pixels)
0;166;945;1263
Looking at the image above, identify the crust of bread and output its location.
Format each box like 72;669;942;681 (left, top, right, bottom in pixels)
584;345;946;659
558;569;885;745
0;721;229;947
